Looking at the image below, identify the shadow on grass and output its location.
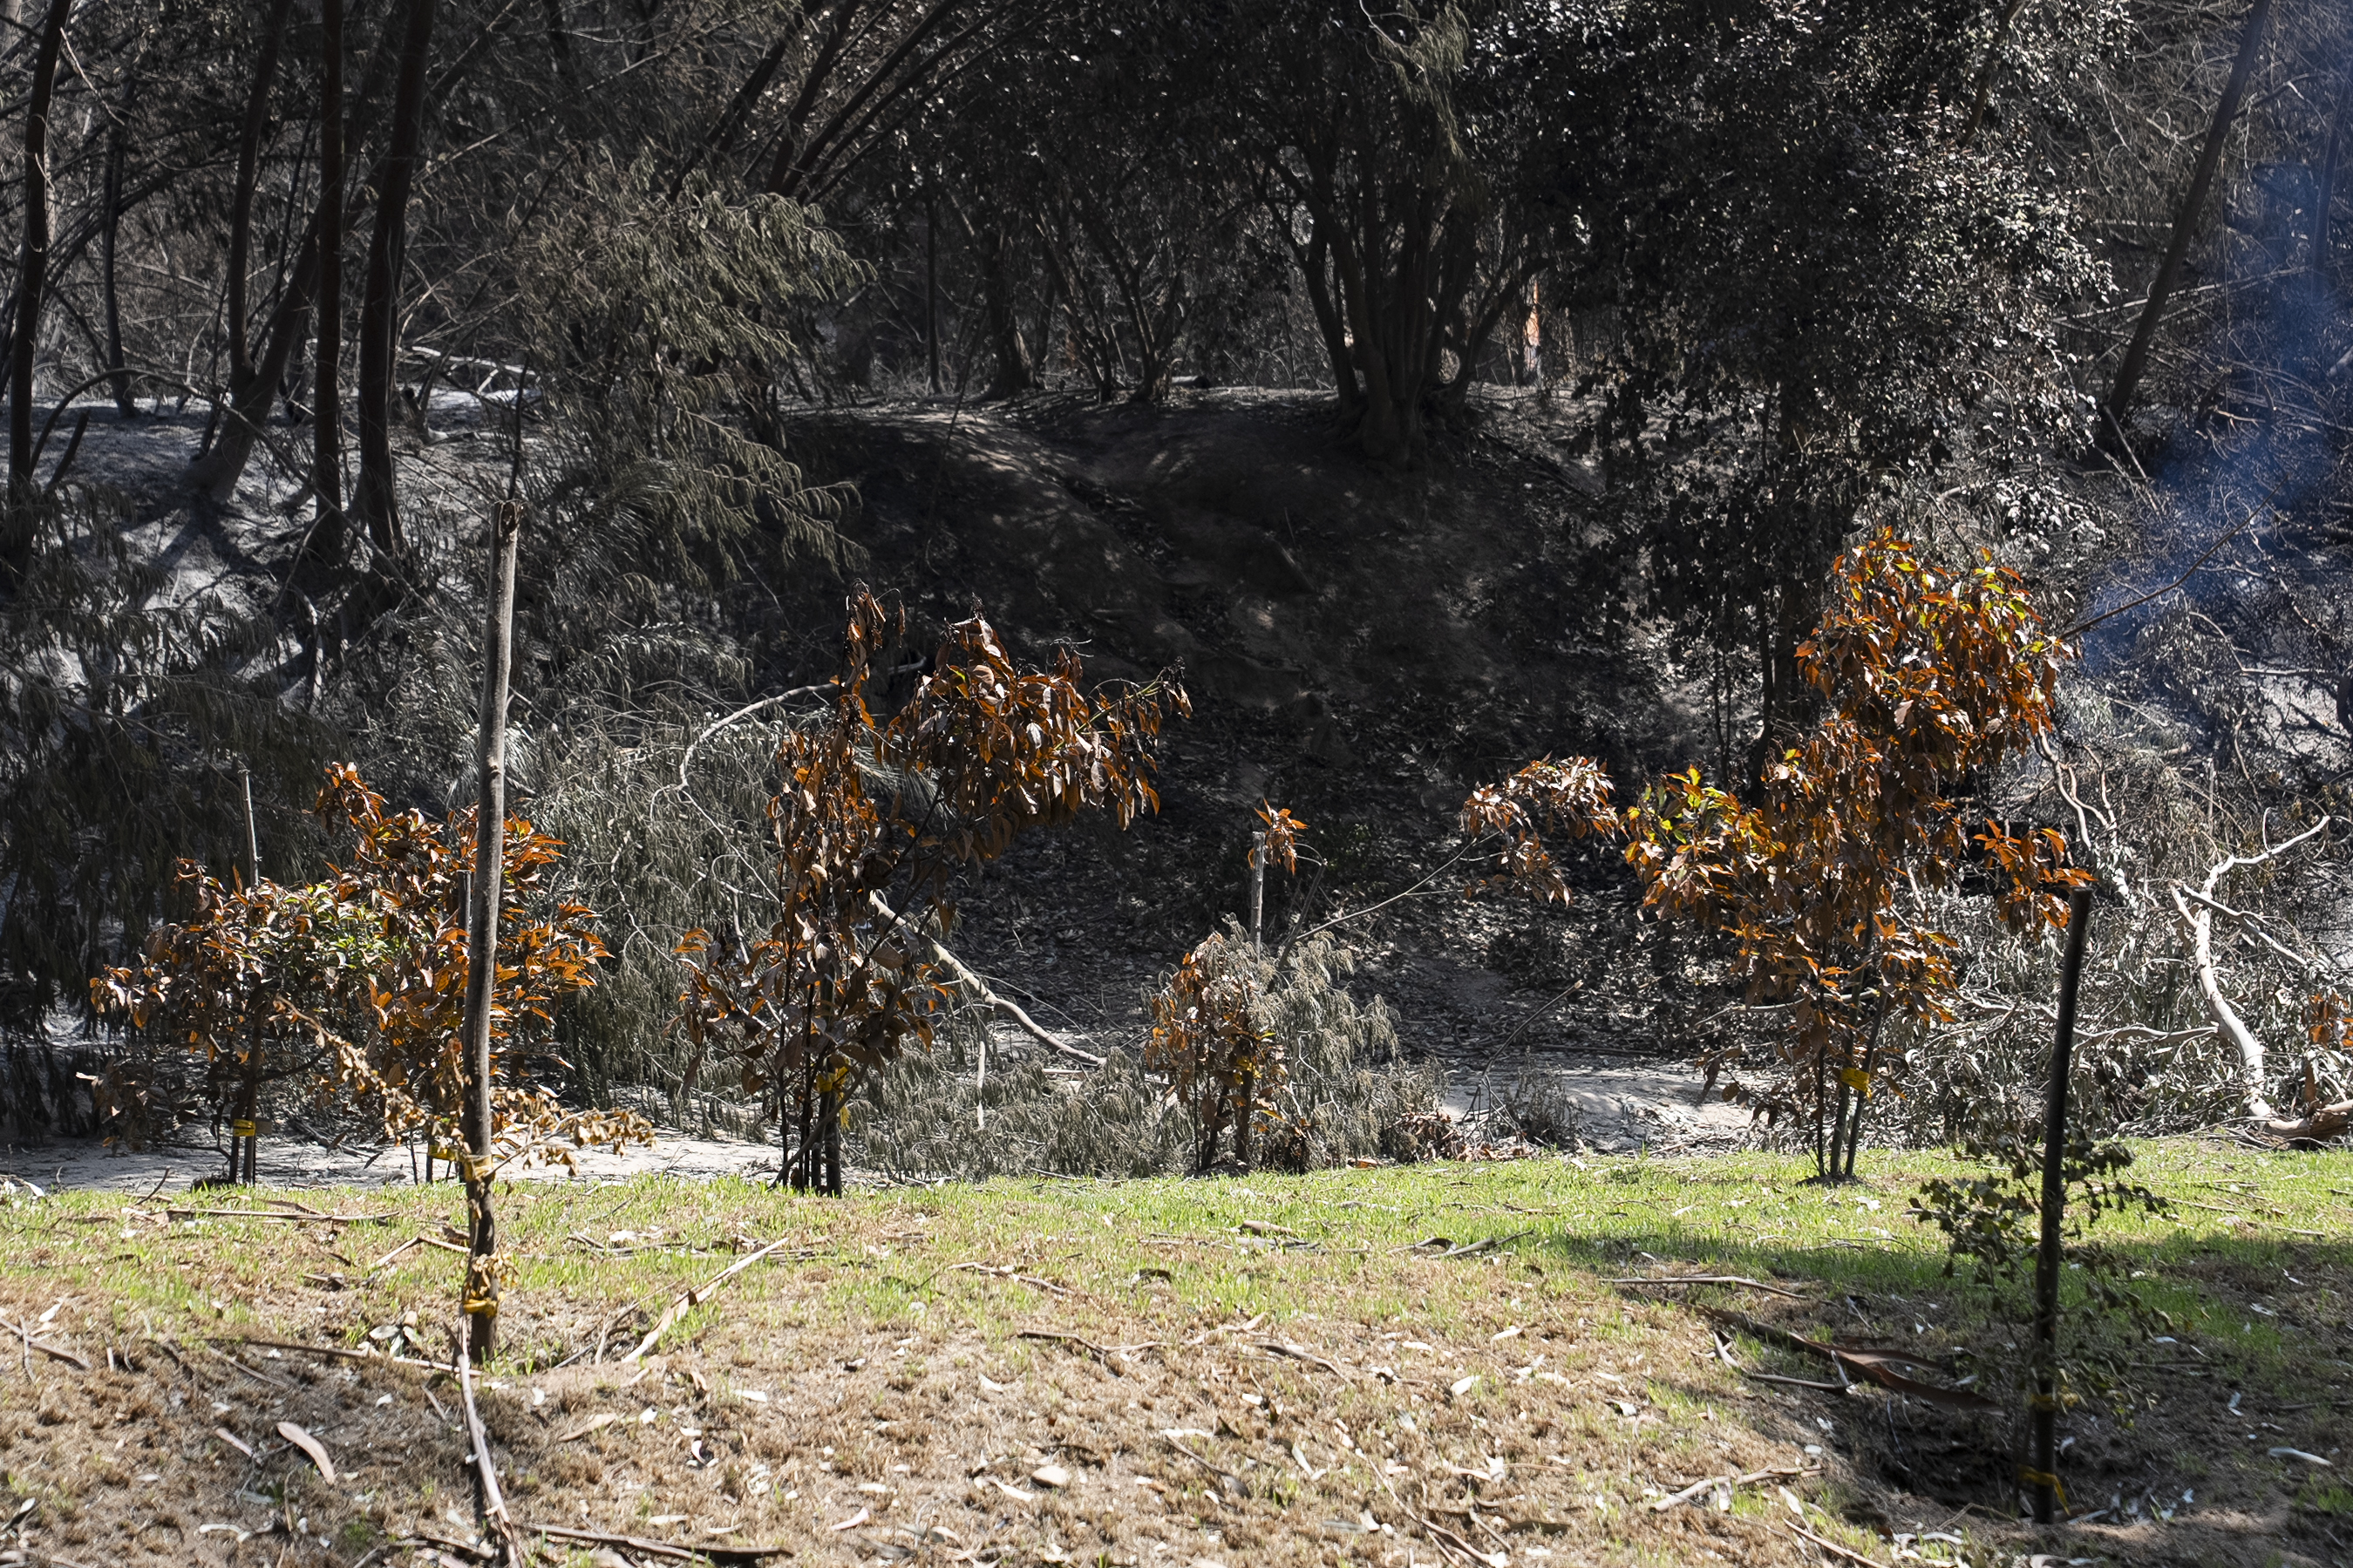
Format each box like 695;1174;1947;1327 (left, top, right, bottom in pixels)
1500;1158;2353;1565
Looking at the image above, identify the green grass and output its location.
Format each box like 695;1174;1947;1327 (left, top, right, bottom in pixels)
3;1137;2348;1567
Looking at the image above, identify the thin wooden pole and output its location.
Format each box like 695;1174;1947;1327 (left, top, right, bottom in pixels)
238;762;262;883
1237;831;1267;1172
233;759;264;1184
458;497;522;1362
2029;885;2096;1524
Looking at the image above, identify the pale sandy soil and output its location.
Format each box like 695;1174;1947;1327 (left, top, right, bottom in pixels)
3;1056;1752;1197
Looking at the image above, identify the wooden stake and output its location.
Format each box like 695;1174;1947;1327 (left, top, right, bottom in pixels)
1240;830;1267;1173
1249;831;1267;948
458;498;521;1361
2030;885;2095;1524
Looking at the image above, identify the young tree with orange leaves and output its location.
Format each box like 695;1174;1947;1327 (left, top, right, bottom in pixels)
309;765;646;1170
677;591;1186;1194
98;764;648;1342
1467;530;2087;1179
91;865;377;1184
1145;803;1308;1174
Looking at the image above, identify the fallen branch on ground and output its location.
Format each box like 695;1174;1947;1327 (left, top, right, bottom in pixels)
14;1333;90;1370
1017;1328;1133;1372
1606;1274;1809;1299
1743;1369;1847;1391
521;1520;797;1563
1257;1339;1352;1381
1372;1467;1501;1567
1698;1307;1990;1408
2167;817;2336;1122
1782;1518;1884;1565
622;1235;802;1362
1650;1463;1814;1510
455;1321;522;1565
237;1335;441;1372
946;1260;1073;1295
870;891;1105;1065
202;1341;297;1390
1156;1429;1244;1482
166;1206;396;1224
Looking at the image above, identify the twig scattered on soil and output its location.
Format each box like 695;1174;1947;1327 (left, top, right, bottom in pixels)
622;1233;802;1362
1605;1274;1809;1300
1256;1339;1352;1381
1648;1463;1813;1511
398;1529;492;1561
947;1261;1074;1296
1373;1468;1499;1567
165;1206;396;1224
202;1341;298;1390
524;1519;799;1560
237;1335;440;1372
455;1320;523;1565
1782;1518;1885;1565
1155;1429;1244;1482
592;1290;660;1364
13;1330;90;1370
1016;1328;1140;1371
368;1235;425;1272
1743;1370;1848;1392
143;1335;202;1381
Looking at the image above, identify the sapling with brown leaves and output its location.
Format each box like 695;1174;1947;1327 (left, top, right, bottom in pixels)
92;862;377;1183
676;589;1187;1193
1146;804;1328;1174
98;764;649;1346
1466;529;2090;1179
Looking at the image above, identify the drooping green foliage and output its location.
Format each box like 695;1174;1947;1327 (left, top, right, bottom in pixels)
513;163;867;596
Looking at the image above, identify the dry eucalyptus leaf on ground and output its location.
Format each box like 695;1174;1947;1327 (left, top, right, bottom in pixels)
275;1421;336;1483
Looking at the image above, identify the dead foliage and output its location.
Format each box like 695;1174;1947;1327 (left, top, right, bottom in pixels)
676;589;1186;1193
90;764;646;1185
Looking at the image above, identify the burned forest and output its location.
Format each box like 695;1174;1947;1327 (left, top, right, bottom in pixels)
2;0;2353;1565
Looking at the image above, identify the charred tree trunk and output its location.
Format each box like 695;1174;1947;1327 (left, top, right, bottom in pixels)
925;195;942;394
2314;71;2347;289
2105;0;2274;431
311;0;347;564
354;0;441;561
182;211;323;503
227;0;298;400
3;0;71;590
980;228;1033;399
458;498;522;1362
760;0;862;199
538;0;580;95
100;50;145;418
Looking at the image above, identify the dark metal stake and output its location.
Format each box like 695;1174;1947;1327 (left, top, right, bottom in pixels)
2030;885;2096;1524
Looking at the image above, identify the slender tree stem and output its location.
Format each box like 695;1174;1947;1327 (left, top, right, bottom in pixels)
459;498;523;1362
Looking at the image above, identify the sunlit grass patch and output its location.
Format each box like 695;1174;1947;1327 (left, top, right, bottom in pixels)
0;1140;2346;1566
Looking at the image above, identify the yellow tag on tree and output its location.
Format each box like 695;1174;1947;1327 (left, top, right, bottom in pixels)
230;1119;258;1137
1837;1069;1872;1096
